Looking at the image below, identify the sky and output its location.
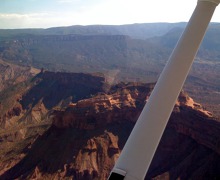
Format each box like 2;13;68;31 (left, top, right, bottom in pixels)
0;0;220;29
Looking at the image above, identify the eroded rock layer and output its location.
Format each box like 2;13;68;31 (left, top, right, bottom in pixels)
1;80;220;180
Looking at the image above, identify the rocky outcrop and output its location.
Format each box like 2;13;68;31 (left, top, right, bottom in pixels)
0;103;23;129
0;83;220;180
0;97;49;130
71;131;120;180
0;59;40;91
0;70;106;129
20;71;106;110
1;82;220;180
0;71;110;179
52;83;153;129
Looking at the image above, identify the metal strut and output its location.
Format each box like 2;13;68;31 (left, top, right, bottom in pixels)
108;0;220;180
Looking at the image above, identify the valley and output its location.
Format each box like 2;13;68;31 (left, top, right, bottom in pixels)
0;22;220;179
0;73;220;179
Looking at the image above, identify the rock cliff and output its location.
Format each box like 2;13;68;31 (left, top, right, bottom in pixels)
0;70;106;129
1;81;220;180
0;59;40;91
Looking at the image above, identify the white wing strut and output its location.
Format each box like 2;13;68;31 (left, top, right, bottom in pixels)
108;0;220;180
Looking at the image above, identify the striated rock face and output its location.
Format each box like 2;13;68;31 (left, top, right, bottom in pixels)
20;71;106;110
0;71;108;179
1;81;220;180
0;70;106;129
0;59;40;91
53;83;153;129
148;100;220;179
72;131;120;180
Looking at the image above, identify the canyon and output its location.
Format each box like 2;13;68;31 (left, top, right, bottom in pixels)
0;71;220;179
1;23;220;179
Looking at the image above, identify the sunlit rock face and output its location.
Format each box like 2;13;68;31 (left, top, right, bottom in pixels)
52;83;153;129
0;70;106;129
0;59;40;91
1;79;220;180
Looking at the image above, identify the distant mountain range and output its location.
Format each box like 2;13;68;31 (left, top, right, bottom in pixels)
0;23;187;40
1;22;220;179
0;22;220;116
0;23;220;76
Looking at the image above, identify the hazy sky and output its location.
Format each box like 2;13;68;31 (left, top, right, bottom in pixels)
0;0;220;29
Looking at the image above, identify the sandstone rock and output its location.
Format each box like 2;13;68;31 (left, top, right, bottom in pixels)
1;82;220;180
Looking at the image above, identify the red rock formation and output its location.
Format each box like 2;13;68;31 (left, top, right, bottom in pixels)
53;83;153;129
1;82;220;180
0;59;40;91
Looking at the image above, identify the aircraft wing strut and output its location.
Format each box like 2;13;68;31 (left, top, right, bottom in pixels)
108;0;220;179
